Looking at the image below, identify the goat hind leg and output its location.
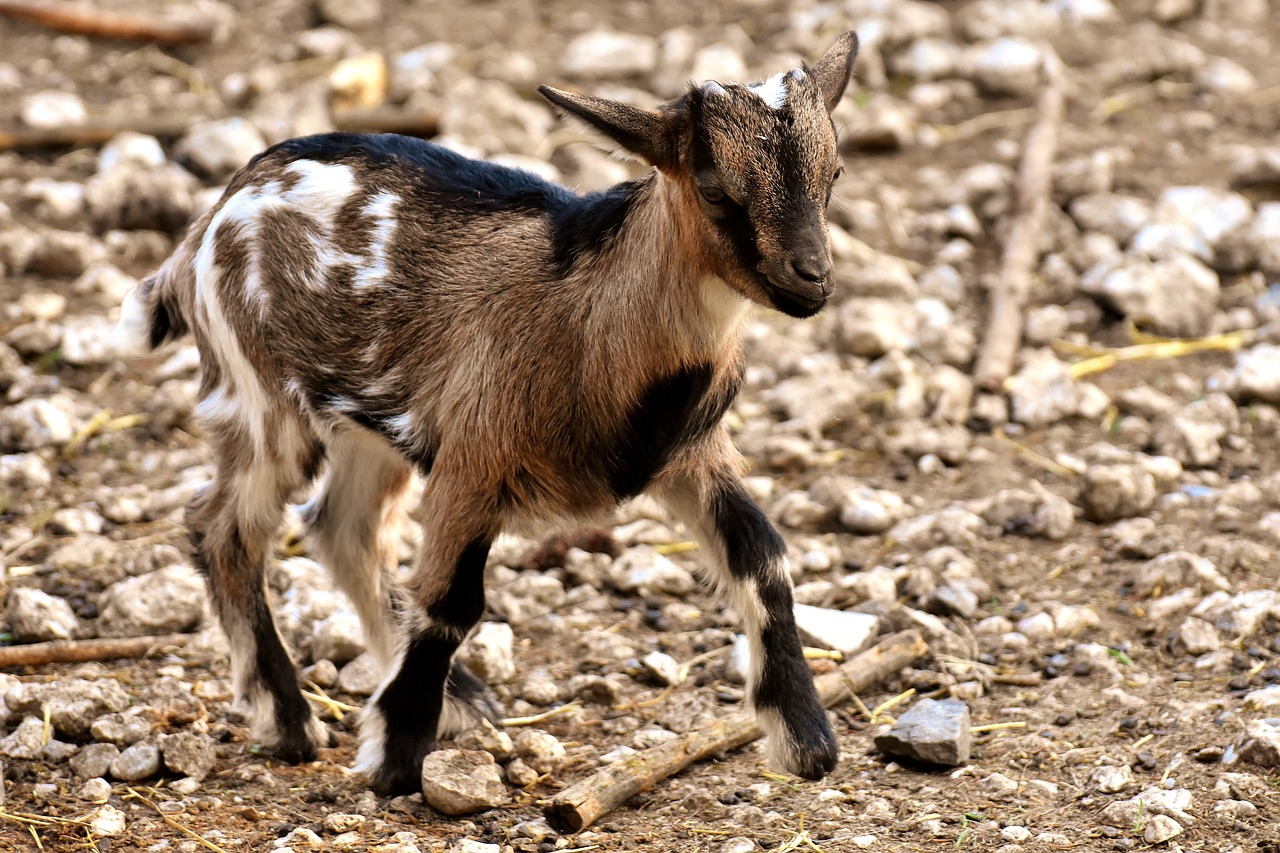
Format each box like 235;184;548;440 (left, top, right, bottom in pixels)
189;429;328;762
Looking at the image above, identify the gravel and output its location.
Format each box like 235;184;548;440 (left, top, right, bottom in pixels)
419;750;510;815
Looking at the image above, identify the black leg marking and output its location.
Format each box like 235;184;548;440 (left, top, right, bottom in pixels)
364;535;492;795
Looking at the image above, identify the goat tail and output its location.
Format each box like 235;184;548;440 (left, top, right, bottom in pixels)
115;253;194;355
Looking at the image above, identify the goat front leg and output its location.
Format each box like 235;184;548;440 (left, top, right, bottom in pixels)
658;457;838;780
356;468;498;795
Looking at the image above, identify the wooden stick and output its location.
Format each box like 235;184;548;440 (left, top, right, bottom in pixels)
0;633;192;668
543;629;926;833
972;54;1066;392
0;107;440;153
0;0;214;46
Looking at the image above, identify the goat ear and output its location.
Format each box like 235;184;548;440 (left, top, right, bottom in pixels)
810;31;859;114
538;86;677;170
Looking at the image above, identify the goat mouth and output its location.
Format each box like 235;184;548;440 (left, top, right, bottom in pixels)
763;275;828;318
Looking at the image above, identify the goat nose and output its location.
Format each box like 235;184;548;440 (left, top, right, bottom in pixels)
790;254;831;283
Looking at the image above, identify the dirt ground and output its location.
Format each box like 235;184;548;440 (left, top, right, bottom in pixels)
2;0;1280;851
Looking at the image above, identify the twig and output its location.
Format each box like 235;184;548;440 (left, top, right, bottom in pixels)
1052;329;1254;380
0;0;214;46
933;107;1035;143
332;106;441;139
973;54;1066;392
544;630;926;833
0;117;194;151
0;633;192;668
501;702;582;728
993;428;1079;478
124;788;230;853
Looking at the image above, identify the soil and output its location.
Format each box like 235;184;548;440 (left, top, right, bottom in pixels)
1;1;1280;851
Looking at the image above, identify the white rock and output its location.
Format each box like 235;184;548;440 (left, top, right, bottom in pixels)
967;38;1044;96
87;804;127;837
838;297;919;357
724;634;751;684
891;38;961;81
174;118;267;180
420;750;510;815
690;43;747;84
642;650;683;686
1143;814;1184;844
562;30;659;79
1197;57;1256;95
1090;255;1219;337
792;605;879;655
1069;193;1152;243
513;729;566;774
21;90;87;129
458;622;516;684
608;546;695;595
1225;344;1280;404
99;132;167;171
61;315;119;365
1250;203;1280;273
1153;186;1252;249
311;609;366;666
1006;350;1087;427
6;587;80;642
97;564;207;638
1131;222;1210;262
1175;617;1221;654
838;485;911;534
0;395;76;451
490;573;566;625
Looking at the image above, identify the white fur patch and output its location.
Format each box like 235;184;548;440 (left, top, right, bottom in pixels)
749;72;789;109
354;191;400;290
699;275;751;348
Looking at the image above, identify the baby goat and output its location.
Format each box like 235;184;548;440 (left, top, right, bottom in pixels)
120;32;859;795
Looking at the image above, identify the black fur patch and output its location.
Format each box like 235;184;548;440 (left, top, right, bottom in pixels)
266;133;643;278
249;595;321;762
709;479;787;577
369;535;491;795
605;363;735;499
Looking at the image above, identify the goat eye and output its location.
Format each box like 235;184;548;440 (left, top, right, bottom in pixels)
832;165;845;183
699;185;727;204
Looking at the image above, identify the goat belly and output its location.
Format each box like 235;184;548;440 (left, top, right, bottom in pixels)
602;362;732;498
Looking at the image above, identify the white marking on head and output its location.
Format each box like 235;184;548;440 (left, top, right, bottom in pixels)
749;72;789;109
703;81;730;99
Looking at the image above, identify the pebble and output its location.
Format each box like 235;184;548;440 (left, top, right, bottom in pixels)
7;678;130;738
458;621;516;684
89;711;153;746
1091;764;1133;793
1089;255;1219;337
513;729;566;775
0;395;76;451
562;30;659;79
174;118;267;181
0;716;49;759
968;38;1045;96
1081;463;1157;522
311;610;367;666
516;669;561;705
874;698;972;766
1143;814;1184;844
642;650;683;686
838;297;919;357
1223;344;1280;404
87;804;126;837
161;731;217;779
490;573;566;624
71;743;121;779
21;90;87;128
792;605;880;655
96;564;207;637
419;749;510;815
337;652;382;696
6;586;81;641
1069;193;1152;243
316;0;381;28
506;756;540;787
110;743;162;781
77;777;112;803
608;546;695;596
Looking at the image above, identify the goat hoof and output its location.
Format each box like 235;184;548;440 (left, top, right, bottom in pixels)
272;734;320;764
369;755;427;796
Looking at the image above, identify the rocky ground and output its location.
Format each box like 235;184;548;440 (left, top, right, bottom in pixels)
2;0;1280;851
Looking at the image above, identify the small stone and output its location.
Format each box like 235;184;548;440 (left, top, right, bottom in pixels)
793;605;879;655
174;118;267;181
457;622;516;684
161;731;216;780
0;395;75;451
97;564;206;637
337;652;382;696
1069;193;1152;243
0;716;49;759
836;484;911;534
1001;826;1031;842
6;587;81;641
516;669;561;706
311;610;366;666
110;743;161;781
968;38;1045;96
21;90;86;129
505;756;540;787
87;804;126;837
981;772;1019;799
608;546;695;595
77;777;112;803
642;651;683;686
1089;255;1219;338
562;30;658;79
316;0;381;28
453;722;514;761
419;749;509;815
324;813;366;834
71;743;121;780
513;729;566;775
1143;814;1183;844
1081;464;1157;522
1091;764;1133;793
1174;617;1221;655
450;841;500;853
838;297;919;357
1224;344;1280;405
7;678;131;738
874;698;971;766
